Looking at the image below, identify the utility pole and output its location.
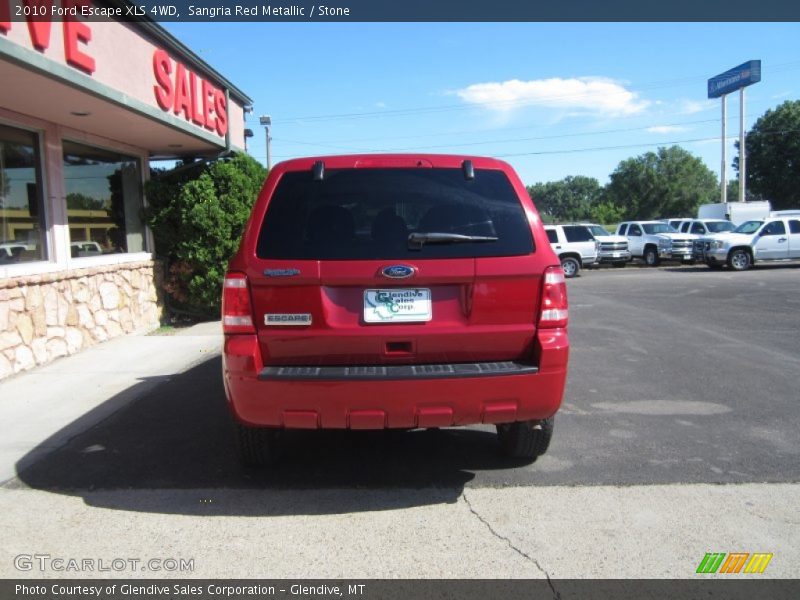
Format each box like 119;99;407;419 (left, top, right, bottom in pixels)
259;115;272;169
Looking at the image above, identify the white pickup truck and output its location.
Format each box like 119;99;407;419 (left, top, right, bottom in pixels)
616;221;697;266
695;216;800;270
578;223;631;267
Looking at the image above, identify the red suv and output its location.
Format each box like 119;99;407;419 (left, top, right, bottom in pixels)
222;155;569;466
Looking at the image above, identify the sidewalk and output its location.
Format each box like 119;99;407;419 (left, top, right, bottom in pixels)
0;321;222;484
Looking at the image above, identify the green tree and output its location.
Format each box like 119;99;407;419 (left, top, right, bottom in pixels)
589;201;625;226
0;169;11;200
0;169;9;206
734;100;800;210
527;175;601;222
145;153;267;316
726;179;764;203
603;146;718;220
66;192;107;211
726;179;738;203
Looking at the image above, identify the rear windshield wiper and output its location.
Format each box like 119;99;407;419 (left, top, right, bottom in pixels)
408;232;499;250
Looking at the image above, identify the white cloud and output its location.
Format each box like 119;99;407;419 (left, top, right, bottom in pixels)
646;125;689;134
375;101;387;108
454;77;649;117
678;99;715;115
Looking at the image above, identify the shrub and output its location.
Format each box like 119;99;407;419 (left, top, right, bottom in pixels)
145;153;267;316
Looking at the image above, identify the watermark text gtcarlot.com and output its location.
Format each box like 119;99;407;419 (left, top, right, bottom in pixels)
14;554;195;573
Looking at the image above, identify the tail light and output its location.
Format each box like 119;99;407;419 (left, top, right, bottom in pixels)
539;266;568;328
222;272;255;334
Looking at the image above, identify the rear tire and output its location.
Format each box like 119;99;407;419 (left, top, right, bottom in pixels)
643;246;660;266
496;418;554;461
727;248;752;271
235;423;282;467
560;256;580;278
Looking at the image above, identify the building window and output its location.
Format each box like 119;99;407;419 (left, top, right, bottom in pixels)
63;141;145;257
0;123;47;264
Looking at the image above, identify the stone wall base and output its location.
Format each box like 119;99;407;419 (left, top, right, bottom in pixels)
0;261;163;380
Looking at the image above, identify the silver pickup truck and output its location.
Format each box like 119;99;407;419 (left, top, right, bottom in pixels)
696;216;800;270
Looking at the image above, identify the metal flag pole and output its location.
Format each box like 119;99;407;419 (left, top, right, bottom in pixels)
721;94;727;203
739;87;746;203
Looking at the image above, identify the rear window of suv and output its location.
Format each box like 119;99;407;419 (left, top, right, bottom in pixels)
256;168;534;260
563;225;594;243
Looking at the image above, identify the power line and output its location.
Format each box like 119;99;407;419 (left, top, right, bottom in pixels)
495;128;800;158
311;118;723;153
261;95;789;152
266;61;800;124
270;119;720;153
268;128;800;161
267;107;781;155
495;137;722;157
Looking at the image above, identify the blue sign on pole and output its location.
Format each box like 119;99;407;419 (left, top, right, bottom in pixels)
708;60;761;98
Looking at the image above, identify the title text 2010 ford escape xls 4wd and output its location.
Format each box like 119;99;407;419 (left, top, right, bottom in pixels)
223;155;569;466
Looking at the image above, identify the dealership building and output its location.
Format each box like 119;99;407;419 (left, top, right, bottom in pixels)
0;3;252;379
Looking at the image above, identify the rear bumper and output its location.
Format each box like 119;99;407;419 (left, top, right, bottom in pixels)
259;360;538;380
223;331;569;429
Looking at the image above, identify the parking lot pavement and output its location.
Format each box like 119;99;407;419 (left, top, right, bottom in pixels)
1;266;798;578
549;263;800;487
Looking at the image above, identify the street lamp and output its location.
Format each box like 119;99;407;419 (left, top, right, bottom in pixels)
259;115;272;169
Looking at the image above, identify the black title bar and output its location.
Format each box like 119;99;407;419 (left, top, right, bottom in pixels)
4;0;800;22
4;580;800;600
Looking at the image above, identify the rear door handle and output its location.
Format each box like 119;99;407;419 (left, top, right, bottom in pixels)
778;238;787;242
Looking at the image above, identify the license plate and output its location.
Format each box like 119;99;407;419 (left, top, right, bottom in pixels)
364;289;432;323
612;252;622;258
684;254;692;260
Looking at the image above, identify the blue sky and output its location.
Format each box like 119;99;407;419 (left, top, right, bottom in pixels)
165;22;799;186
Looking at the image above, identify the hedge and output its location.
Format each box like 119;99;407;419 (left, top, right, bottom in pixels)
145;152;267;316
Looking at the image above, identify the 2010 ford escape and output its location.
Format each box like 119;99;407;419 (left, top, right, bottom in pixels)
222;155;569;466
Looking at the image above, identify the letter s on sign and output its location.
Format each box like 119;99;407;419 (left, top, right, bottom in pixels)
153;49;173;111
214;89;228;137
201;79;216;132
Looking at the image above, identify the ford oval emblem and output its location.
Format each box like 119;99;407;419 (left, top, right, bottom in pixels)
381;265;415;279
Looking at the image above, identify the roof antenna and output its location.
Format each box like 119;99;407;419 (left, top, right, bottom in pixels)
462;160;475;180
313;160;325;181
